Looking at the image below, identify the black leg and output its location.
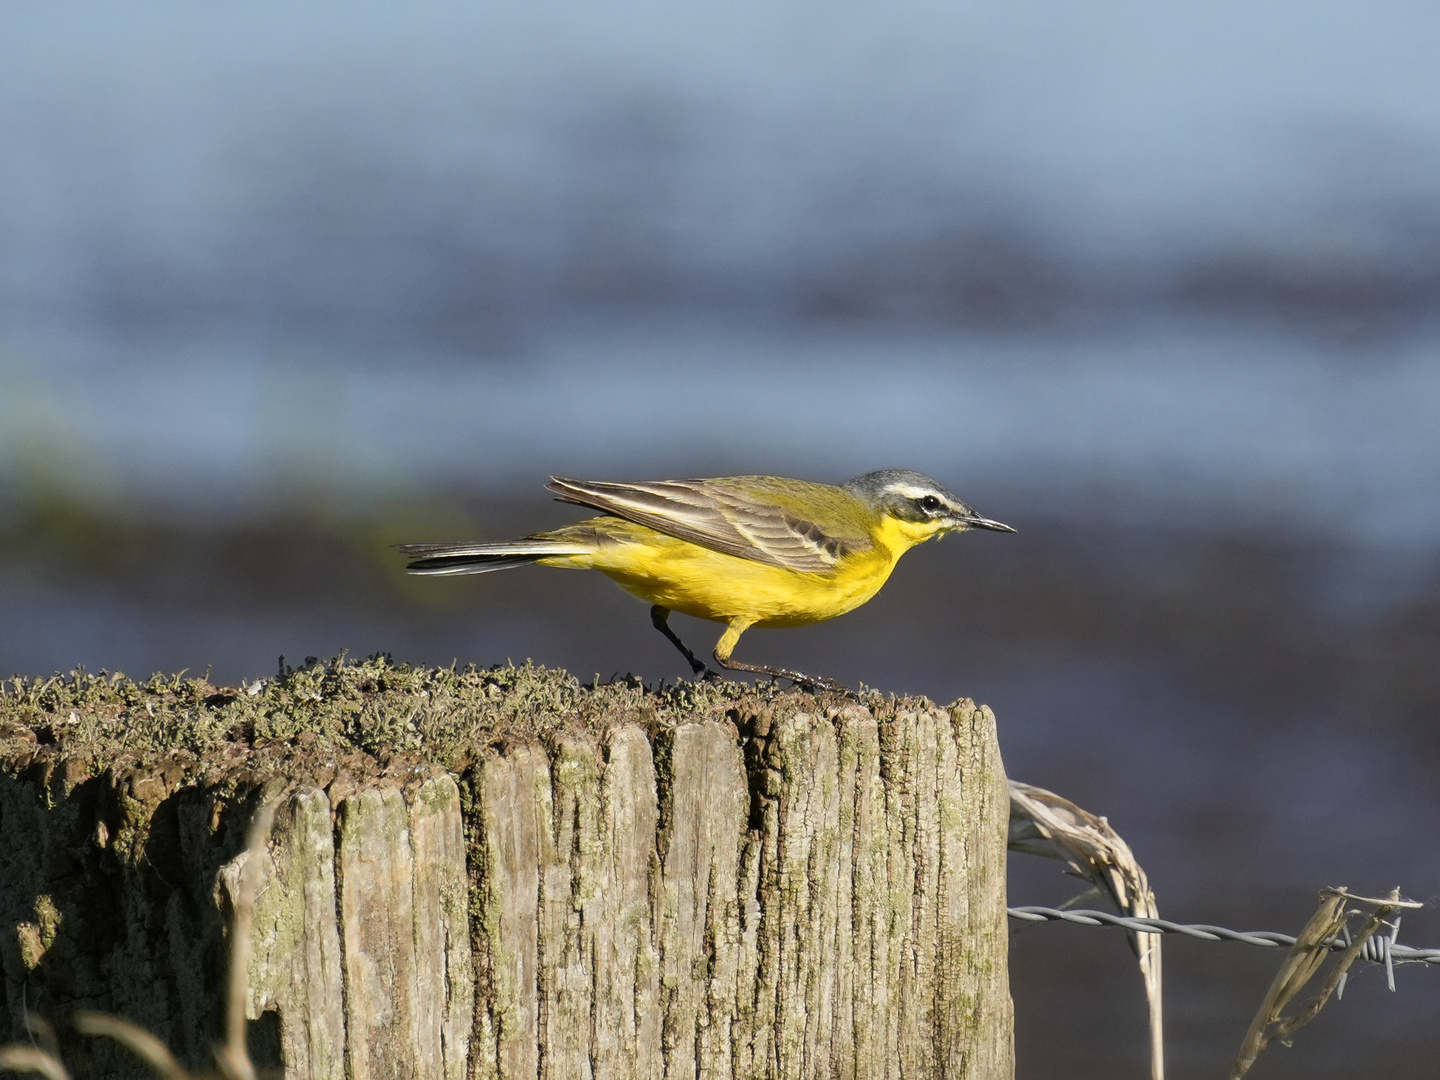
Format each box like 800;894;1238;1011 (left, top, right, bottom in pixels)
712;651;852;696
650;606;717;679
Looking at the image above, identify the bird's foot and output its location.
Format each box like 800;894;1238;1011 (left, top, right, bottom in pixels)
713;653;854;698
791;672;851;695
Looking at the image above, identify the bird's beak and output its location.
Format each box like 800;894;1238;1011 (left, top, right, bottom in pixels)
957;513;1015;533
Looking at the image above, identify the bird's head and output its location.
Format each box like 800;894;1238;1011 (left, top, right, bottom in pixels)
844;469;1014;549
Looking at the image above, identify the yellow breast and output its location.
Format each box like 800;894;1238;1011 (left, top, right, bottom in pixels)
539;520;907;628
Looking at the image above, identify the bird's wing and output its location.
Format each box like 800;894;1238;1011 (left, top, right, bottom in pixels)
545;477;872;573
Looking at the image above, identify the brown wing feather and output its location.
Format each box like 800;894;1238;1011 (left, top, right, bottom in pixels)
545;477;870;573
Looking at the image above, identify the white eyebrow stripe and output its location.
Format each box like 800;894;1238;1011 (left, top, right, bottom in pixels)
886;482;944;500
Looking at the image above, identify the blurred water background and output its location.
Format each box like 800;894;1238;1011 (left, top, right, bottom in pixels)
3;3;1440;1076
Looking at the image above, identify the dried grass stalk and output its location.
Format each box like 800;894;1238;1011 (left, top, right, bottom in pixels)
1229;887;1418;1080
0;801;277;1080
1009;779;1164;1080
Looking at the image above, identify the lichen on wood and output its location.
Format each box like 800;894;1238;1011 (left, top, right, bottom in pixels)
1;655;1012;1079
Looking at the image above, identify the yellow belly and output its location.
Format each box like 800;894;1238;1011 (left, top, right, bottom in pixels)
537;522;899;627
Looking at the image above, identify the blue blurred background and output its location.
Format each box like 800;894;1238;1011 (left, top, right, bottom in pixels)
3;3;1439;1075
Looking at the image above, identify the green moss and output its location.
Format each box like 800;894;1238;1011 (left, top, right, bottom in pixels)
0;654;961;803
0;657;660;780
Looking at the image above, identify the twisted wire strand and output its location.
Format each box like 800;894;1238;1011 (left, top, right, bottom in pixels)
1007;906;1440;967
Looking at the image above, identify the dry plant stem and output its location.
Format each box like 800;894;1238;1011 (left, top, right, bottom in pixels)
1229;888;1407;1080
0;1046;71;1080
22;1020;60;1065
61;802;277;1080
1008;780;1164;1080
1229;890;1347;1079
1139;925;1163;1080
217;801;276;1080
69;1014;188;1080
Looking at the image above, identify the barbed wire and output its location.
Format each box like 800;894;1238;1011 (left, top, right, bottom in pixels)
1008;905;1440;991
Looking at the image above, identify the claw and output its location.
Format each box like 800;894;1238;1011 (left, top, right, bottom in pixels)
713;651;854;697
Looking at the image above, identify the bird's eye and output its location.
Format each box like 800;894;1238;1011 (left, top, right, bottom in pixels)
919;495;941;513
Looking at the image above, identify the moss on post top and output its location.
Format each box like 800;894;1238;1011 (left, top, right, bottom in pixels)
0;654;979;795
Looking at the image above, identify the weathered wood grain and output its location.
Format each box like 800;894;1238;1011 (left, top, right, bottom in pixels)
1;692;1011;1080
472;744;550;1080
592;725;661;1080
408;775;475;1080
243;787;346;1080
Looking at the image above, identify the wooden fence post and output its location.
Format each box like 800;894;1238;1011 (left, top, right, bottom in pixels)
0;662;1013;1079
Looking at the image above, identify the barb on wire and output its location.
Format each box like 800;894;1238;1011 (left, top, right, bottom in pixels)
1008;778;1432;1080
1227;887;1420;1080
1006;903;1440;967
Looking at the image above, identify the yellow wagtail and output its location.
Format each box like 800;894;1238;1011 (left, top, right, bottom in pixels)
398;470;1013;691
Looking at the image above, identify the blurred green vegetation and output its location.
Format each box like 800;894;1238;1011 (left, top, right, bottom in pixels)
0;482;487;614
0;353;486;611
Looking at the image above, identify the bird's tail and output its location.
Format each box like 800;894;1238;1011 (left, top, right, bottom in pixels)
396;538;594;576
